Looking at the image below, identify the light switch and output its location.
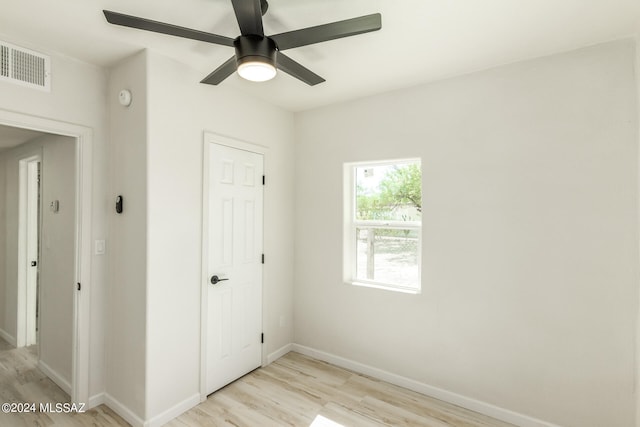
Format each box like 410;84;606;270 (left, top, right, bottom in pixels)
95;240;106;255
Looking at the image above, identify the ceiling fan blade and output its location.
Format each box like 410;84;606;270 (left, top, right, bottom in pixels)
276;53;325;86
200;56;238;85
103;10;235;47
270;13;381;51
230;0;264;36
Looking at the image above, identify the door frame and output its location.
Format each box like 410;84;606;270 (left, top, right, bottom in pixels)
200;131;268;401
17;153;41;348
0;109;93;406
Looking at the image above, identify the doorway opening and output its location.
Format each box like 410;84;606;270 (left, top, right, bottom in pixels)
0;109;93;406
4;132;76;398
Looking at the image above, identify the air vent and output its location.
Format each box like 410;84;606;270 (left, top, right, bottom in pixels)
0;41;50;91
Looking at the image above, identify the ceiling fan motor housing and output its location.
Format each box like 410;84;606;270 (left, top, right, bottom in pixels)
234;35;277;68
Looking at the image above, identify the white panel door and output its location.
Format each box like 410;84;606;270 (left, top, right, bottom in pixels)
25;159;40;346
206;142;263;395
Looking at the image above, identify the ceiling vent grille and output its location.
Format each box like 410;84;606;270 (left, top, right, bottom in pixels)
0;41;50;91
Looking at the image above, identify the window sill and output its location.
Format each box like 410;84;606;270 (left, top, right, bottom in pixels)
348;281;421;295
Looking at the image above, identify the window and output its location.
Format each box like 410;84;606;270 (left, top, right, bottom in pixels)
344;159;422;292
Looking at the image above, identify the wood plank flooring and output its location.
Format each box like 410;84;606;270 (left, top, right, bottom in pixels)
167;353;515;427
0;337;128;426
0;337;514;426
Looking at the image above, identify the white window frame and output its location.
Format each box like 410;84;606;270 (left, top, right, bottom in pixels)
343;158;422;293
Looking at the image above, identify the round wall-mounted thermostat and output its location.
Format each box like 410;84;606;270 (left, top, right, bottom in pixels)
118;89;132;107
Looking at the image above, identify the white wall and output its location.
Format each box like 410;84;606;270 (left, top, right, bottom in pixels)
1;146;21;341
106;51;148;421
38;135;76;390
144;51;295;422
104;50;296;424
294;39;639;427
0;39;109;401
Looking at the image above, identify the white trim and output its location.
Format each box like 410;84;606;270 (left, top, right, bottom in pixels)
0;109;93;407
87;392;105;409
199;138;210;402
145;393;200;427
342;163;354;284
199;139;209;402
38;359;71;395
267;343;293;364
352;220;421;228
634;34;640;427
73;122;93;408
104;393;145;427
201;132;268;401
203;131;269;155
350;280;420;295
347;157;422;169
0;328;16;347
291;344;562;427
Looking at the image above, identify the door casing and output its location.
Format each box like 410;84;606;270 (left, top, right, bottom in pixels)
0;109;93;407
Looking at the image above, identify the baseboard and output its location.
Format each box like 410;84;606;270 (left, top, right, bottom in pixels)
88;392;105;409
38;359;71;395
145;393;201;427
104;393;145;427
267;343;293;364
291;344;561;427
0;328;16;347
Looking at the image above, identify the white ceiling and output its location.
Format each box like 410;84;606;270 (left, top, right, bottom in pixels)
0;0;638;112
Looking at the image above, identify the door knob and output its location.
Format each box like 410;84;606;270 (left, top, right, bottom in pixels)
210;275;229;285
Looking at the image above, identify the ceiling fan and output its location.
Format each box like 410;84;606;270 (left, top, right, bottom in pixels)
103;0;381;86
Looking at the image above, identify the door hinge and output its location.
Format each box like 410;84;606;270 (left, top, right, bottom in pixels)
261;254;265;264
261;333;264;344
262;175;265;186
77;283;81;291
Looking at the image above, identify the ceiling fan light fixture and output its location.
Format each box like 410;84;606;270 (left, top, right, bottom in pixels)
234;35;278;83
237;56;277;82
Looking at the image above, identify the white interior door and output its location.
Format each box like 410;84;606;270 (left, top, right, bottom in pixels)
17;155;41;349
206;142;263;395
25;159;40;347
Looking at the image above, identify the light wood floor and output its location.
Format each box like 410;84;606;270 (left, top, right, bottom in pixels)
0;337;128;427
168;352;514;427
0;337;514;426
